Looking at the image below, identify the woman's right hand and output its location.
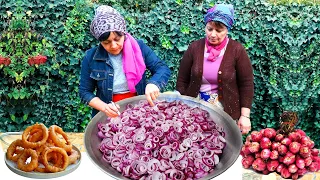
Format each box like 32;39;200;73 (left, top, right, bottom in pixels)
103;103;120;117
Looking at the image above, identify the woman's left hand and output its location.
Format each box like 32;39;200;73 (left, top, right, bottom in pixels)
145;83;160;106
237;116;251;135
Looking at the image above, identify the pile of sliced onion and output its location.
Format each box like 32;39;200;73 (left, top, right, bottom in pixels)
97;100;226;180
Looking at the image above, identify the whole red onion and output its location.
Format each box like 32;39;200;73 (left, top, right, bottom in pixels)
289;142;301;154
278;144;288;155
276;163;285;173
271;142;281;151
270;150;279;160
280;167;291;179
288;132;301;142
281;137;292;146
295;129;306;137
250;131;263;142
241;155;255;169
249;142;260;153
288;164;298;173
252;158;266;172
296;159;305;169
263;128;276;139
260;137;271;149
267;160;279;172
260;149;271;160
275;133;284;142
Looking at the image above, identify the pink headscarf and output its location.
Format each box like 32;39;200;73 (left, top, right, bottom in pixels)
122;34;146;93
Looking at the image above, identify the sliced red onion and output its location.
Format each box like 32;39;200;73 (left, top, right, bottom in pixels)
172;160;188;170
213;154;220;165
178;143;188;152
202;157;215;167
195;169;208;179
153;136;160;143
152;127;164;137
159;137;168;146
102;150;113;163
134;133;146;143
189;132;198;141
126;144;135;152
169;151;178;161
161;124;170;132
150;171;165;180
147;159;160;173
176;153;185;161
140;155;151;162
132;161;148;175
203;150;214;158
152;149;159;158
159;159;170;171
186;149;194;158
219;135;226;143
159;146;172;159
171;141;179;150
97;131;106;138
199;163;211;172
101;138;116;150
123;165;131;176
182;138;192;147
144;139;153;150
111;157;121;168
97;100;226;180
129;150;139;160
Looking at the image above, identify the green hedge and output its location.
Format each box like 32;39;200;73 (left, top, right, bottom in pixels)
0;0;319;148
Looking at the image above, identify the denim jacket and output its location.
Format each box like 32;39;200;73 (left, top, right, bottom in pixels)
79;39;171;117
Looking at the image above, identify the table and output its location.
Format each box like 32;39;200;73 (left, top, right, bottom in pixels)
1;133;319;180
0;133;242;180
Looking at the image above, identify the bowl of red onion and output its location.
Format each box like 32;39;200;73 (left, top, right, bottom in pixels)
84;94;242;180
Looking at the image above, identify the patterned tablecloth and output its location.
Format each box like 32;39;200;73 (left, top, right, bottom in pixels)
1;132;319;180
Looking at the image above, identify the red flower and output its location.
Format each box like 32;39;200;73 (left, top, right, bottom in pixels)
0;56;11;66
28;55;47;65
28;56;35;65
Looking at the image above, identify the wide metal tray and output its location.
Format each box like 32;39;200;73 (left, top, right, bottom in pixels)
84;94;242;179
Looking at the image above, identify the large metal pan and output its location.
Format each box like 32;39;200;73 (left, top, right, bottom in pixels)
84;94;242;179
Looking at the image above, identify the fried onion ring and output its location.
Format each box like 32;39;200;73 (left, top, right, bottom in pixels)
42;147;69;172
6;139;24;162
28;128;43;142
22;123;48;148
34;165;48;173
17;149;39;172
68;149;80;165
48;125;72;153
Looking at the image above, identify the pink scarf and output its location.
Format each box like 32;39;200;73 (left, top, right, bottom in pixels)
205;36;229;62
122;33;146;93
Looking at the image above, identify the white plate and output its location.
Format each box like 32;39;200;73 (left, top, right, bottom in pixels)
5;145;81;179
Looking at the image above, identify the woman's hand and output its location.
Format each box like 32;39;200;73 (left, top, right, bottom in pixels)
237;115;251;135
103;103;120;118
145;83;160;106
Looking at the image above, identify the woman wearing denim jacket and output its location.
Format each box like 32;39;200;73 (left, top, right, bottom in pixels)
79;5;171;118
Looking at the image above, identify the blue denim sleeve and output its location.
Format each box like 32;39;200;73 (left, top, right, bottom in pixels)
138;40;171;91
79;51;96;105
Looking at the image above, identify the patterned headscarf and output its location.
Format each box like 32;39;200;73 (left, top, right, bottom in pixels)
204;4;235;30
90;5;126;40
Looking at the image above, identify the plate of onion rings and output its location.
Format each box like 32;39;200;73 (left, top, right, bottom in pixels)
2;124;81;179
